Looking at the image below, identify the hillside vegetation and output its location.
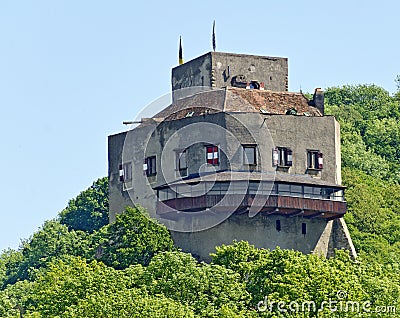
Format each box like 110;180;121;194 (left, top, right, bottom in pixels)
0;83;399;317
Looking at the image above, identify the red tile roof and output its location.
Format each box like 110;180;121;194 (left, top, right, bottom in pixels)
226;88;321;116
151;87;322;122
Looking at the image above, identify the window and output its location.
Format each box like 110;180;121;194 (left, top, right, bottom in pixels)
273;147;292;167
276;219;281;232
206;145;219;165
177;150;188;177
243;145;256;165
144;156;156;176
302;223;307;235
177;150;187;170
278;183;291;196
119;162;132;182
307;150;323;169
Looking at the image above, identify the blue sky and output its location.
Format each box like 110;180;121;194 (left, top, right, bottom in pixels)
0;0;399;251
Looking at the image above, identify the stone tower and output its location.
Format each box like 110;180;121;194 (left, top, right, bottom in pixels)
108;51;356;261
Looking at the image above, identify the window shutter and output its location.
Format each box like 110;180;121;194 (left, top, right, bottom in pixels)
272;148;279;166
124;162;132;181
206;146;213;164
143;158;148;175
119;164;124;181
213;146;219;165
318;152;323;169
286;149;293;166
206;146;219;165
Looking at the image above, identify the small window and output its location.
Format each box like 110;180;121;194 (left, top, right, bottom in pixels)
249;81;260;89
243;145;256;165
273;147;293;167
302;223;307;235
307;150;323;169
177;150;188;177
276;219;281;232
144;156;156;176
278;183;290;196
119;162;132;182
177;150;187;170
206;145;219;165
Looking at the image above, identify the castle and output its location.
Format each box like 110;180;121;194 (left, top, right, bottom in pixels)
108;51;357;261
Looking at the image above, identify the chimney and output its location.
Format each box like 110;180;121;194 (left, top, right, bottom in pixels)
313;88;324;115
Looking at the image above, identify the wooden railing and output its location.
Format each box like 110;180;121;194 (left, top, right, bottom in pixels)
157;194;346;220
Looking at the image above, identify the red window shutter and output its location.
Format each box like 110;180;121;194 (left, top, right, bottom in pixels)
286;149;293;166
206;146;213;164
206;146;219;165
318;152;323;169
213;146;219;165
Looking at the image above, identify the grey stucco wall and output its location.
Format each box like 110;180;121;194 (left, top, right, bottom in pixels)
109;113;341;221
171;214;328;262
171;52;288;101
211;52;288;92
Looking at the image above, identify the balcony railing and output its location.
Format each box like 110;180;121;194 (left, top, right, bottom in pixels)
156;181;346;220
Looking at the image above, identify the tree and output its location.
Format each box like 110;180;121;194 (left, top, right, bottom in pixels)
91;206;175;268
59;177;109;232
364;118;400;164
339;124;391;180
325;84;400;183
64;289;195;318
29;256;138;317
16;220;91;281
143;251;252;317
324;84;398;127
0;280;34;318
0;249;24;289
342;168;400;264
211;242;400;317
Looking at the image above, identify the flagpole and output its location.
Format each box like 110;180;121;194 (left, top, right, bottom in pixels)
179;36;184;65
212;20;216;52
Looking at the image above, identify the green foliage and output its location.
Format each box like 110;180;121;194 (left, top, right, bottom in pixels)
0;280;33;318
3;253;253;317
2;80;400;317
339;123;391;180
92;206;175;268
64;289;195;318
29;256;142;317
364;118;400;167
395;75;400;101
59;177;109;232
325;84;398;124
17;220;91;282
342;168;400;264
325;84;400;183
212;241;399;317
143;251;252;316
0;249;23;289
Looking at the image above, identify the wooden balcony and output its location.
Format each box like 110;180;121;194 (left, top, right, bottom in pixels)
156;194;346;221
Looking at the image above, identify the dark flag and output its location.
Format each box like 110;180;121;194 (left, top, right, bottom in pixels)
179;36;183;65
212;20;216;52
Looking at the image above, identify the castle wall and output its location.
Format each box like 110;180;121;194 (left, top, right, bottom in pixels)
211;52;288;91
171;214;328;262
108;113;342;237
109;114;341;220
171;52;288;101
